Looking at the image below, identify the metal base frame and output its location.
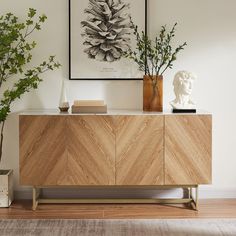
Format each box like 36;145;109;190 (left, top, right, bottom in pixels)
32;185;199;211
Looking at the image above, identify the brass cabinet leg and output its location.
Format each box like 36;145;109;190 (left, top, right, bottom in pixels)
195;185;199;211
189;186;199;211
32;187;40;211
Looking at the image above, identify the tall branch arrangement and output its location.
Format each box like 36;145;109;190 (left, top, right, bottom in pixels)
125;20;187;81
0;9;61;163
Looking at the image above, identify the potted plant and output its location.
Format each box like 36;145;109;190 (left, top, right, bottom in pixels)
0;9;60;207
125;21;187;112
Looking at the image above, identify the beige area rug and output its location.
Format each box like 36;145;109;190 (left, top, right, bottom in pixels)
0;219;235;236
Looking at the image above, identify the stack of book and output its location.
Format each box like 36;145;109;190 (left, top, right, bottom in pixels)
71;100;107;114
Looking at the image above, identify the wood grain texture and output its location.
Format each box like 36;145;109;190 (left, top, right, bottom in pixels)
20;115;116;186
20;116;68;186
116;116;164;185
20;114;212;187
165;115;212;185
67;116;116;185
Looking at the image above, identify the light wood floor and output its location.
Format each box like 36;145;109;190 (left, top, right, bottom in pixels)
0;199;235;219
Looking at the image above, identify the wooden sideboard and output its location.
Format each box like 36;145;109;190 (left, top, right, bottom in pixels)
19;110;212;210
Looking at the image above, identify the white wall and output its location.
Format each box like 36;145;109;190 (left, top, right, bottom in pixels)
1;0;236;198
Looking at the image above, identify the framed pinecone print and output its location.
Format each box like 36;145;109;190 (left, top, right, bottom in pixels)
69;0;147;80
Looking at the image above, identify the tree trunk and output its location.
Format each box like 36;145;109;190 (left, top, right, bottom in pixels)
0;121;5;164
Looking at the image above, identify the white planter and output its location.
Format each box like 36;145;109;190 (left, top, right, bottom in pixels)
0;170;13;207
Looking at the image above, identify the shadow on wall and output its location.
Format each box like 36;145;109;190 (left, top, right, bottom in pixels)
15;186;188;201
2;112;20;190
2;91;44;190
34;188;185;201
104;80;143;110
23;90;45;110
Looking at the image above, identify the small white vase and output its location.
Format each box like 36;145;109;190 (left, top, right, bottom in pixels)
59;80;69;112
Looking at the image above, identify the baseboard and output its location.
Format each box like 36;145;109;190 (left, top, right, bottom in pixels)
199;186;236;199
14;186;236;200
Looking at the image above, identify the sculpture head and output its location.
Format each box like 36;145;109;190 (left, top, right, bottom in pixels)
173;71;196;98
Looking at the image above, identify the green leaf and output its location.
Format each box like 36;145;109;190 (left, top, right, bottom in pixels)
31;41;37;48
28;8;37;18
26;20;33;26
35;23;41;30
39;15;47;23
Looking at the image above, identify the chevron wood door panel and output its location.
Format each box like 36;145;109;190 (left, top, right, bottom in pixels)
165;115;212;185
116;116;164;185
67;116;116;185
20;116;68;186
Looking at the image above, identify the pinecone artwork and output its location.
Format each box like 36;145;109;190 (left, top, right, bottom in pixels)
81;0;132;62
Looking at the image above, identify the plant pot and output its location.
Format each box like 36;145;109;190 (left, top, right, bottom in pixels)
0;170;13;207
143;75;163;112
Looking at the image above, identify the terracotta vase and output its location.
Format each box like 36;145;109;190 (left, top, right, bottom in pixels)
143;75;163;112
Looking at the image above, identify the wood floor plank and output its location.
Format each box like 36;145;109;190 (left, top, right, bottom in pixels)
0;199;235;219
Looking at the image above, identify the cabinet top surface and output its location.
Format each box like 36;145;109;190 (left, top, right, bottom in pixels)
19;109;211;116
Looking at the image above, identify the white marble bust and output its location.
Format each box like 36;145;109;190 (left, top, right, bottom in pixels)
170;71;197;109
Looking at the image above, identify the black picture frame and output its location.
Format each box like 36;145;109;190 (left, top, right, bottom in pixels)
69;0;148;80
